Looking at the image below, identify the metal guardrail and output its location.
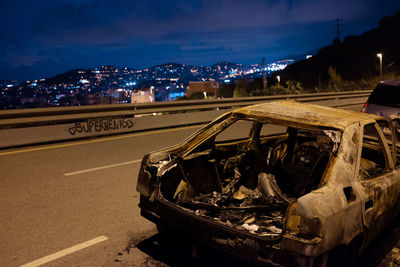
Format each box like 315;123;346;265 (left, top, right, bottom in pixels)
0;91;370;129
0;91;371;148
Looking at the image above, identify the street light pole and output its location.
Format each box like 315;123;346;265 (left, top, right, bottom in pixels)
377;53;383;81
262;58;266;91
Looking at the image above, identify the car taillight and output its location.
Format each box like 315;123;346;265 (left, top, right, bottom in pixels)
361;102;369;113
297;217;321;239
285;202;321;239
136;161;152;198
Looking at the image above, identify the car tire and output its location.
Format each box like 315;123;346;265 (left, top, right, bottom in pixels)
156;223;189;244
156;223;177;242
313;236;362;267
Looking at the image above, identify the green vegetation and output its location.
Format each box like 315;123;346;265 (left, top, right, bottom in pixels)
227;77;304;98
265;81;303;95
233;79;250;97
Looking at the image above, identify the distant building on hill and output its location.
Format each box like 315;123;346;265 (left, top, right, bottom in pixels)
186;81;219;98
131;89;155;103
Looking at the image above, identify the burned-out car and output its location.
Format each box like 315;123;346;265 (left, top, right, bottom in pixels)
136;101;400;266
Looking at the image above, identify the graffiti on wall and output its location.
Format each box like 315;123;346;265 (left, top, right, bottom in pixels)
68;118;135;135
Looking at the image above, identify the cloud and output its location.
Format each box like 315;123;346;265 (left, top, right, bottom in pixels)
25;0;373;46
8;54;45;68
0;0;399;80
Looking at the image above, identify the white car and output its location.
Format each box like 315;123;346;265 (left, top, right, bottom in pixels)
137;101;400;266
362;79;400;117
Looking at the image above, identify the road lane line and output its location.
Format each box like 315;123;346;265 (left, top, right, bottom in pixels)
20;236;108;267
0;124;203;156
64;159;141;176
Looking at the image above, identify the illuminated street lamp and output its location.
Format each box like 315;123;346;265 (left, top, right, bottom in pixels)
277;75;281;84
377;53;383;81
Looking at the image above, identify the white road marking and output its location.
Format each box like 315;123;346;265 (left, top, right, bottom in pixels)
20;236;108;267
64;159;141;176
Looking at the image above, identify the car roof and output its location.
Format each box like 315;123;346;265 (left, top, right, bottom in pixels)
379;79;400;87
233;100;383;130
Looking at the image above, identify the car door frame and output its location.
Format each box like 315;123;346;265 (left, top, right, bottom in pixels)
387;115;400;215
358;120;395;245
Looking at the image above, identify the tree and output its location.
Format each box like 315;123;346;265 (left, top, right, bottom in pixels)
327;66;344;91
265;80;303;95
233;79;249;97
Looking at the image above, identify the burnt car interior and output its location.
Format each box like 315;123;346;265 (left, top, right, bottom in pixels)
159;117;338;238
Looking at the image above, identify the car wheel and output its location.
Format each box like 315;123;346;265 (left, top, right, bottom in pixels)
156;223;200;258
156;223;189;243
313;237;362;267
156;223;177;241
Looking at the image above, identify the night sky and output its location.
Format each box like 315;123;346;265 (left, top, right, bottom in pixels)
1;0;399;81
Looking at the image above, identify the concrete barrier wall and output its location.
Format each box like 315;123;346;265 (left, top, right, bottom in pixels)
0;109;230;148
0;95;368;149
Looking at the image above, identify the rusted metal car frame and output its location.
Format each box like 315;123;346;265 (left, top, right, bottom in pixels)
136;101;400;266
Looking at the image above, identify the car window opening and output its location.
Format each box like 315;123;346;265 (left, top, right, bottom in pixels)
368;84;400;107
360;123;387;179
159;119;339;238
391;118;400;167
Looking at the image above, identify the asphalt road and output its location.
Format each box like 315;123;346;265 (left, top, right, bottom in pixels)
0;125;206;267
3;104;400;267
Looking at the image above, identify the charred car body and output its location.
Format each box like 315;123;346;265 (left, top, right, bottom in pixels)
137;101;400;266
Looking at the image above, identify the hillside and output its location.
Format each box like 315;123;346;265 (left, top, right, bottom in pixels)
43;69;86;85
277;10;400;91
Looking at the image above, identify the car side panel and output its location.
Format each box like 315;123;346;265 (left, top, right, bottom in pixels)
281;124;364;256
365;103;400;118
360;172;400;243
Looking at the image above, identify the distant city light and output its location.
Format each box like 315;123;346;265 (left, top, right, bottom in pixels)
3;58;298;108
306;55;313;59
169;92;185;99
